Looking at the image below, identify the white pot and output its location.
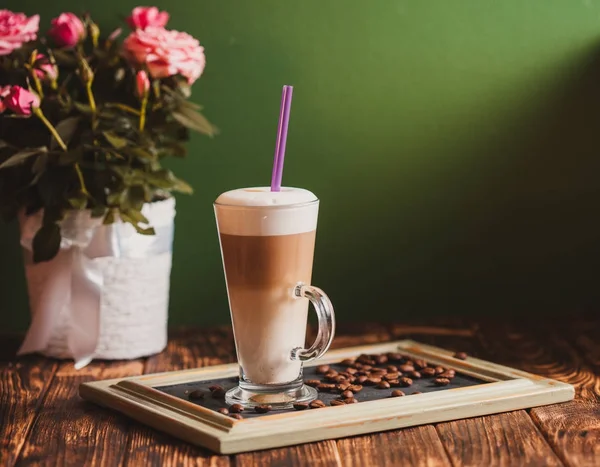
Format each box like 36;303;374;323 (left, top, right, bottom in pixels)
18;197;176;368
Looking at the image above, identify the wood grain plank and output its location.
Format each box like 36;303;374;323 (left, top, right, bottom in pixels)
336;427;450;467
123;328;233;466
16;361;143;467
235;440;341;467
0;356;57;467
389;317;565;467
437;411;563;467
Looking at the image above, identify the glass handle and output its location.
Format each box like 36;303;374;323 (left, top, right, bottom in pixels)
290;283;336;362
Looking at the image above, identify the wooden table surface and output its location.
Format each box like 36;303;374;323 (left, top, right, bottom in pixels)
1;315;599;467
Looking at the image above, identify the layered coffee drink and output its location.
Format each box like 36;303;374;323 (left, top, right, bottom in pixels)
215;187;319;385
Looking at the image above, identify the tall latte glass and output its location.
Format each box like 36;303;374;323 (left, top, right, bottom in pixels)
214;187;335;408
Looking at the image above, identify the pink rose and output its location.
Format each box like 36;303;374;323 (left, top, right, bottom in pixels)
0;85;12;113
0;10;39;56
136;70;150;98
34;54;58;81
127;7;169;30
123;27;205;84
49;13;85;48
4;86;40;115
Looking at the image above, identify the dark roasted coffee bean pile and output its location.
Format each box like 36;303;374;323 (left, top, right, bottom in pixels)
303;352;460;405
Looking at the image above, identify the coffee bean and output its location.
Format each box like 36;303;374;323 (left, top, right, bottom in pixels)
399;377;413;387
293;402;309;411
398;364;415;373
330;399;345;406
357;375;368;384
434;377;451;386
217;408;229;415
357;355;376;365
229;413;244;420
454;352;468;360
387;365;398;372
324;373;339;382
408;371;422;379
337;383;350;392
387;352;404;361
413;391;423;395
211;388;226;399
354;362;364;369
365;377;382;386
317;383;336;392
439;371;456;379
254;404;272;413
391;390;405;397
387;379;399;386
345;367;358;375
310;400;326;409
421;367;436;377
305;379;321;387
188;389;204;400
361;365;373;372
209;385;224;392
435;366;446;375
348;384;363;393
341;390;354;399
325;369;338;377
347;376;357;383
343;397;358;404
375;354;388;364
370;368;387;375
414;359;428;370
376;381;391;389
316;364;330;374
384;372;400;381
229;403;244;413
341;358;355;366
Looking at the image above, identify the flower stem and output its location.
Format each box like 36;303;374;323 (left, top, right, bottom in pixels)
86;81;96;114
33;107;67;151
139;96;148;131
74;163;90;196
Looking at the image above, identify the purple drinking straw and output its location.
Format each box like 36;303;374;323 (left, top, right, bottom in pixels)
270;85;294;192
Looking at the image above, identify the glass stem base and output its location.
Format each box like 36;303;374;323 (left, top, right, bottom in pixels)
225;381;317;409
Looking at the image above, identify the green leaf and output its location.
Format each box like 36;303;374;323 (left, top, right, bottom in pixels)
161;141;187;157
103;131;128;149
74;102;93;114
122;208;149;225
52;49;78;66
30;152;48;185
123;146;155;162
103;209;116;225
51;117;80;149
32;223;61;263
0;147;47;169
172;108;218;137
67;195;87;210
91;206;107;218
172;176;193;194
125;185;146;210
58;147;83;165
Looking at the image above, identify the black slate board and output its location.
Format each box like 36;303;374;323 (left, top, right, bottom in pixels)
156;362;487;419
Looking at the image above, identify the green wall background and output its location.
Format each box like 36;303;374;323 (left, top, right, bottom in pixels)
1;1;599;331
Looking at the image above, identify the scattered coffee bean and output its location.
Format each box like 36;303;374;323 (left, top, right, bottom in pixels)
398;364;415;373
354;362;364;369
399;377;413;387
391;390;405;397
384;372;400;381
361;365;373;372
357;375;369;384
454;352;468;360
188;389;205;400
254;404;272;413
376;380;391;389
337;383;350;392
439;371;456;379
434;377;451;386
209;385;224;392
404;360;414;367
343;397;358;404
316;364;330;374
421;367;436;377
293;402;309;411
434;366;446;375
229;413;244;420
330;399;345;406
341;390;354;399
408;370;422;379
310;400;326;409
347;376;357;383
324;373;339;382
387;352;403;361
387;365;398;372
341;358;355;366
365;377;382;386
229;404;244;413
345;367;358;375
317;383;336;392
387;379;399;386
414;359;428;370
348;384;363;393
305;379;321;387
376;355;388;364
217;408;229;416
211;388;226;399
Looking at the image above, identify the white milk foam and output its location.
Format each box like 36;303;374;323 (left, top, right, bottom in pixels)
215;187;318;236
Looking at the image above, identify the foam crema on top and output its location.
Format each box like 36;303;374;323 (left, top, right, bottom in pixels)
215;187;319;236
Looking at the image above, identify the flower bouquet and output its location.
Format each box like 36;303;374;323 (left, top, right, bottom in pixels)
0;7;215;367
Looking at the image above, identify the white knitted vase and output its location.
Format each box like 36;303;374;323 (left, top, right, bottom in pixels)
19;197;175;364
